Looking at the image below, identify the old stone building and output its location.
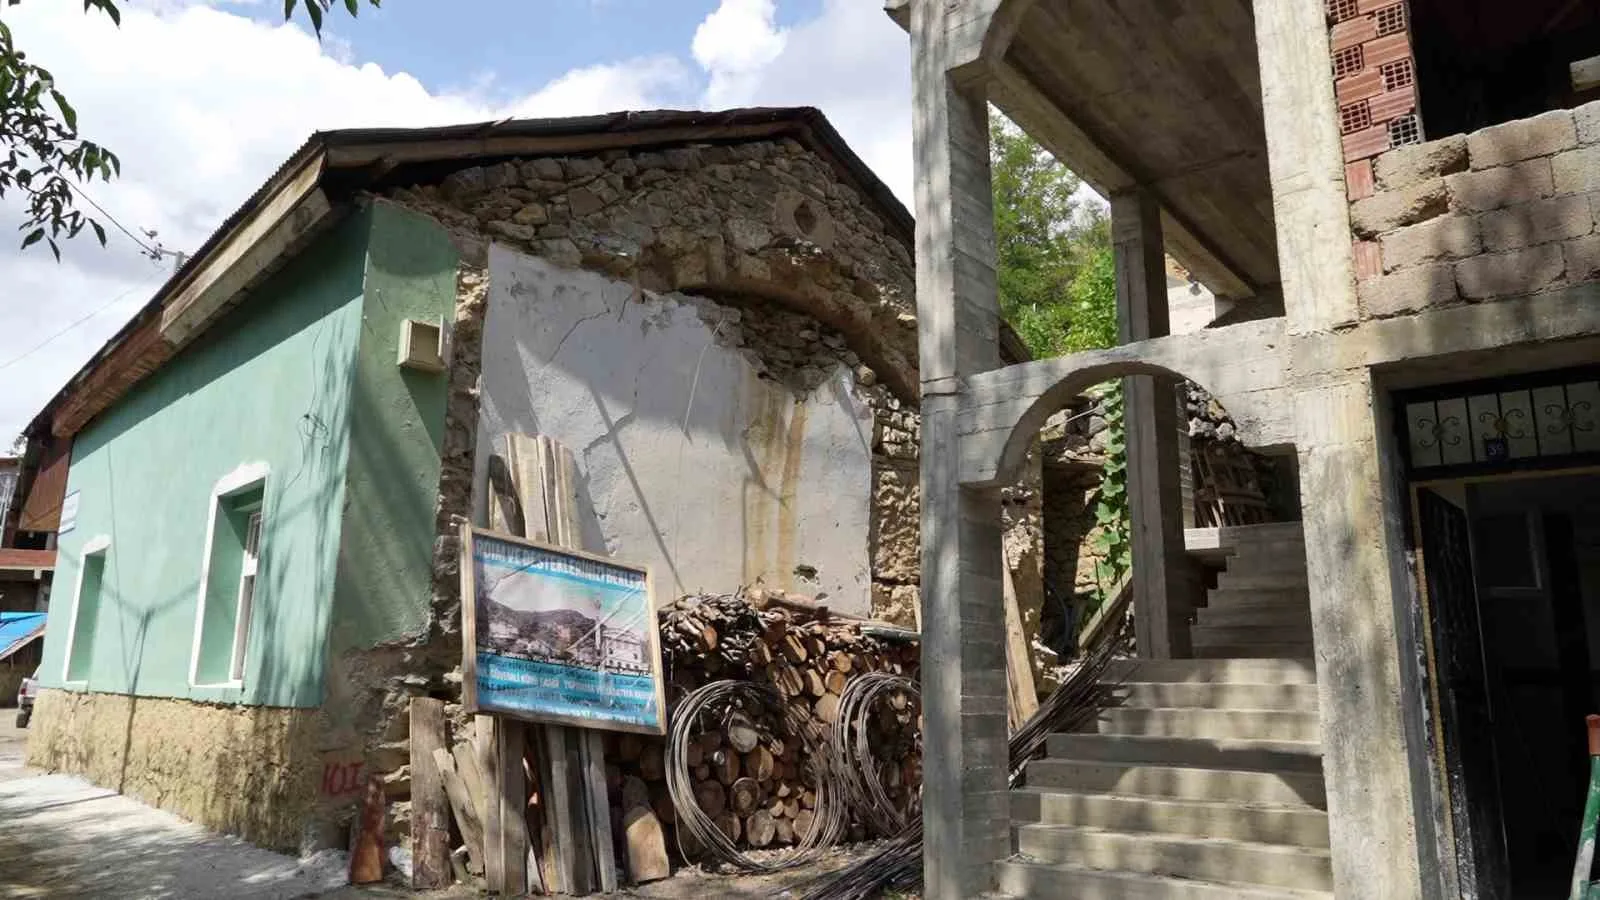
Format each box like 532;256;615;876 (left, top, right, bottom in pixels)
895;0;1600;898
19;108;1042;859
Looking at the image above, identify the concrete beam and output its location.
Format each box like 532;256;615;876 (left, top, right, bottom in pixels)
910;0;1010;896
987;60;1258;302
884;0;1038;75
955;317;1290;487
1113;190;1195;660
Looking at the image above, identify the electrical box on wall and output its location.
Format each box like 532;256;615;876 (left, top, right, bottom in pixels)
398;318;448;373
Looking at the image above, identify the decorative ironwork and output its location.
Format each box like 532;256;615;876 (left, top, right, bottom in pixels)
1400;369;1600;474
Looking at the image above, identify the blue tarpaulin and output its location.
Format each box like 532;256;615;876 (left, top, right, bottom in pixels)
0;612;45;662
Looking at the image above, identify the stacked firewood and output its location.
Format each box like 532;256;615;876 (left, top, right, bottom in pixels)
603;588;921;860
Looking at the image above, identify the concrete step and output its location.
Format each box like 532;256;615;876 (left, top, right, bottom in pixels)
1190;624;1315;647
1106;658;1318;684
1223;551;1308;574
997;859;1333;900
1204;588;1311;611
1217;571;1312;592
1193;643;1315;660
1194;605;1311;628
1048;733;1323;772
1107;681;1320;712
1011;788;1331;848
1014;824;1334;892
1025;760;1327;808
1093;708;1320;742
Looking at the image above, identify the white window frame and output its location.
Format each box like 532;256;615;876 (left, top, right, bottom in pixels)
188;462;269;689
61;534;111;687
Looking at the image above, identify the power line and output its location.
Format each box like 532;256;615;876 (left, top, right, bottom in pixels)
0;272;162;372
62;179;161;258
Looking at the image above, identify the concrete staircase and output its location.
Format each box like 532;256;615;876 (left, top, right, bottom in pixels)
1189;522;1313;659
999;523;1330;899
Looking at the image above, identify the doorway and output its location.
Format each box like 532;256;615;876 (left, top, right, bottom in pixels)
1415;470;1600;898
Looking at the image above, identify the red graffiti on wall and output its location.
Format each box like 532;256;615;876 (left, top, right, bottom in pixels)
321;760;366;798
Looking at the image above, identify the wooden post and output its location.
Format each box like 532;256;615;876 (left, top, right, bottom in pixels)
410;698;453;888
1112;189;1196;659
1002;564;1039;731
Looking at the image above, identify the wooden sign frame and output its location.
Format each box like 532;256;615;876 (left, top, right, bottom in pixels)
461;523;667;736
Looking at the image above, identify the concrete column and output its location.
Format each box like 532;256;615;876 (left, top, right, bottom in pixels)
910;2;1009;898
1295;375;1426;899
1112;190;1194;659
1253;0;1431;894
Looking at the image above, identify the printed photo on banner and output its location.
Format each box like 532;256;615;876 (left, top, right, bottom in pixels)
460;525;665;734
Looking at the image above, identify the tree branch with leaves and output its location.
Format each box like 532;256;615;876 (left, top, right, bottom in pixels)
0;0;377;257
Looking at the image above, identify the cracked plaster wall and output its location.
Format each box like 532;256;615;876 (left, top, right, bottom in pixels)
474;251;875;612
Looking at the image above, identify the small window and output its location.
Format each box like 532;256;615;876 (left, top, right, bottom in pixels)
64;537;109;684
191;468;267;687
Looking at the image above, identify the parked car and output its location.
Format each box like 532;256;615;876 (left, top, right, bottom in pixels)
16;670;36;727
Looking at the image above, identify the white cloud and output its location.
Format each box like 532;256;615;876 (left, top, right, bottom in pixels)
0;0;915;443
0;4;688;441
692;0;788;108
690;0;912;204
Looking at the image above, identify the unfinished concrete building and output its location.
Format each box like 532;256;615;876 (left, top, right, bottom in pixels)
891;0;1600;897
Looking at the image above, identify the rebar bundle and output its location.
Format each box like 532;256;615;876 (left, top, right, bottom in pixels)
666;679;847;872
829;672;921;836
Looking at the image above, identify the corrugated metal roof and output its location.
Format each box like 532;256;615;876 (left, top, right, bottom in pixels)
0;612;45;663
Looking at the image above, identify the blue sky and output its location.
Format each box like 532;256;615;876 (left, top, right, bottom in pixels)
313;0;824;100
0;0;910;441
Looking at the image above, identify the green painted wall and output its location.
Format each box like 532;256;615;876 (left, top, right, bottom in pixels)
329;201;458;652
37;211;372;707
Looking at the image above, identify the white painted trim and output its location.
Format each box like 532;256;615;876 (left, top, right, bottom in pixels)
60;534;111;685
187;463;269;689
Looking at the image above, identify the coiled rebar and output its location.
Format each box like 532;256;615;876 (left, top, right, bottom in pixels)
830;672;920;836
666;679;845;871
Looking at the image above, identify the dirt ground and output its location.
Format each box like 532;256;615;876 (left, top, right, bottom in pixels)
0;715;905;899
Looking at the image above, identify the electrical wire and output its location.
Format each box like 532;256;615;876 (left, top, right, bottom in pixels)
666;679;846;872
63;180;161;258
0;272;161;372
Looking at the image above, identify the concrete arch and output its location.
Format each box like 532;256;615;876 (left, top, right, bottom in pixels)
957;317;1292;487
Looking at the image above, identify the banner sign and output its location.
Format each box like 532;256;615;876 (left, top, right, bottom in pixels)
460;525;665;734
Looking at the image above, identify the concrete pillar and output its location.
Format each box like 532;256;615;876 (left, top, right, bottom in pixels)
1253;0;1431;895
1112;190;1194;659
909;2;1009;897
1295;376;1426;899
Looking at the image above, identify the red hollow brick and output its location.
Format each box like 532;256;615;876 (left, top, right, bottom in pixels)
1346;160;1376;200
1367;85;1418;123
1344;124;1392;162
1337;70;1386;105
1354;240;1383;279
1362;33;1412;68
1331;16;1379;50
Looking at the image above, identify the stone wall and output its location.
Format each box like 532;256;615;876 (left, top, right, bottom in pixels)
26;689;325;852
1351;102;1600;318
386;138;936;628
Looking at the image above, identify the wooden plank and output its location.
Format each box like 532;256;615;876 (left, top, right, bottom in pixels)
475;715;506;890
496;722;531;895
434;747;487;875
410;698;453;889
1001;564;1039;732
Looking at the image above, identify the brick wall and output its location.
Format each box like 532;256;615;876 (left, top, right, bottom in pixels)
1349;102;1600;318
1329;0;1423;172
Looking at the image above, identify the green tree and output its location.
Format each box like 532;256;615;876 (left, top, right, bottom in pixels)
989;110;1115;356
0;0;377;258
